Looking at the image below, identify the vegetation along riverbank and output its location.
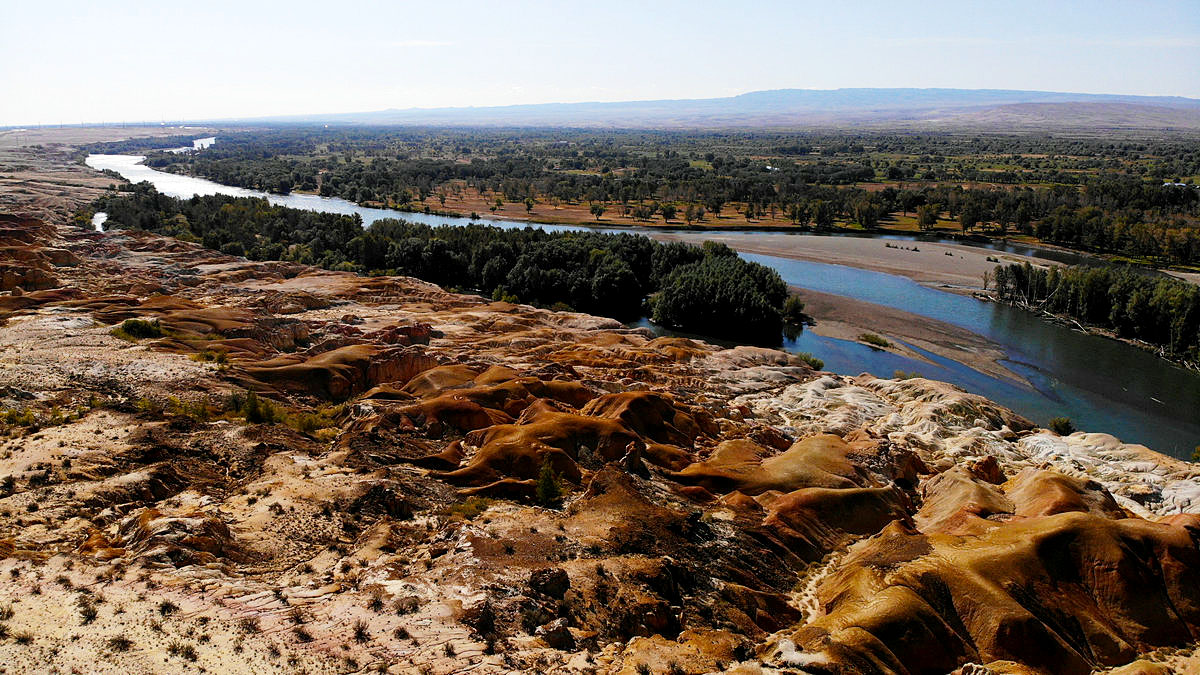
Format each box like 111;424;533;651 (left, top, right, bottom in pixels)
94;183;802;344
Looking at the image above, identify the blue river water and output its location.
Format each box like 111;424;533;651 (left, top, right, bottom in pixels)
745;255;1200;458
85;152;1200;458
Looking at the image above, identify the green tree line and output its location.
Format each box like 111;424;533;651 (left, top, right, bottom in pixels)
993;262;1200;361
96;183;793;343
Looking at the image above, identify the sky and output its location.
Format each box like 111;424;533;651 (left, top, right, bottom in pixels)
2;0;1199;126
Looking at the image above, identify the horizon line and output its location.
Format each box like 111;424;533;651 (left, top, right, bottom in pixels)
4;85;1200;129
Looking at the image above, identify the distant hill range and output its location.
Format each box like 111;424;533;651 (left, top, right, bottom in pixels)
243;88;1200;131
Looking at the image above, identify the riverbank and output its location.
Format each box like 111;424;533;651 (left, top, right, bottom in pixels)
651;229;1048;293
1003;300;1200;375
163;147;1200;292
130;154;1102;295
361;188;1200;291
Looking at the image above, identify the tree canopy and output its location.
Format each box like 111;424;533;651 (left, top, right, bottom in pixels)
96;183;792;343
994;261;1200;362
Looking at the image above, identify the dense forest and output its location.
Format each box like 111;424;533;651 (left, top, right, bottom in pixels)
95;183;795;343
993;262;1200;363
87;127;1200;266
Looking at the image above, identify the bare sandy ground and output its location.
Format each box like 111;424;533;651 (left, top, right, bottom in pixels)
0;126;215;149
651;230;1051;292
0;127;212;223
1169;269;1200;285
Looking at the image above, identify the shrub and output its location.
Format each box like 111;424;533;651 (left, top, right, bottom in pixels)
79;601;98;625
795;352;824;370
167;641;198;661
352;619;370;643
491;287;519;304
783;295;808;326
1048;416;1076;436
520;607;551;634
367;592;385;613
535;459;563;507
190;349;228;364
394;596;421;615
2;408;36;427
859;333;891;349
134;397;164;415
288;405;343;435
111;318;162;341
167;397;211;422
446;497;493;521
240;391;280;424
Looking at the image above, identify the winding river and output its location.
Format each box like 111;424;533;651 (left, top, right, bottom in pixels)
85;152;1200;458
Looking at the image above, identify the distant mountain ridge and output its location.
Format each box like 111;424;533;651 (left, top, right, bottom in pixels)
235;87;1200;131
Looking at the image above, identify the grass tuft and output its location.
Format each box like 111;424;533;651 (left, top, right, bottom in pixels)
352;618;370;643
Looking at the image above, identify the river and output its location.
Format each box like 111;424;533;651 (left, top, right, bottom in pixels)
166;137;217;153
84;152;1200;458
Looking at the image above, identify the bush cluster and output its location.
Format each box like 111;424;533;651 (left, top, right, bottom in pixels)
111;318;162;341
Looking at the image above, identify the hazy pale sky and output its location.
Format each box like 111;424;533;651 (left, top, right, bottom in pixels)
2;0;1198;126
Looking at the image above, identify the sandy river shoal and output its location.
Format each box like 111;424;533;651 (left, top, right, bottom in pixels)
649;230;1052;292
793;287;1026;385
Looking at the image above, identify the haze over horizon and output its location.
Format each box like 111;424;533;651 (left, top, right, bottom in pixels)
3;0;1199;127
